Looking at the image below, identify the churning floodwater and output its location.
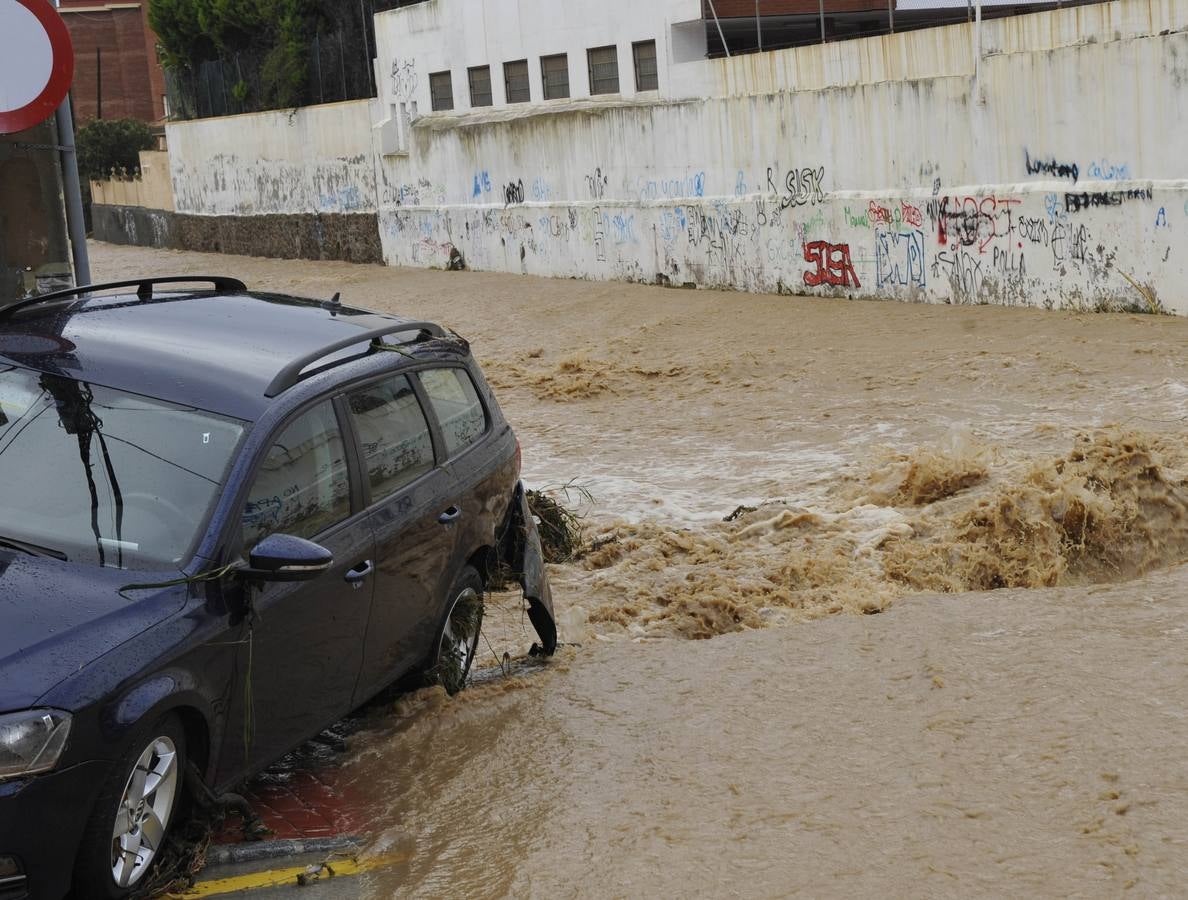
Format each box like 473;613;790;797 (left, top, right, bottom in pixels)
92;243;1188;897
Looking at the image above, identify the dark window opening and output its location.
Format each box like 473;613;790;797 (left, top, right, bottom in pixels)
587;45;620;95
504;59;530;103
468;65;493;107
633;40;659;91
429;70;454;111
541;53;570;100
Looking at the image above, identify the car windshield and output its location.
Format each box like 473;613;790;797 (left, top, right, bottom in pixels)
0;365;246;570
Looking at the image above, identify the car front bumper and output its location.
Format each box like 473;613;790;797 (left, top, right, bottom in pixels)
0;760;109;900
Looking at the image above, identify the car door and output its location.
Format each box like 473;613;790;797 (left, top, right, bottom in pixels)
219;398;376;779
346;372;460;701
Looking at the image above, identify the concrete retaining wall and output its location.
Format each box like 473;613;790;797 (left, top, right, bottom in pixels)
165;100;378;217
91;151;175;212
370;4;1188;313
143;0;1188;313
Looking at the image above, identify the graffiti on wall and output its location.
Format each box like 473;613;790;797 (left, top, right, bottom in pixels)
803;241;860;288
1024;150;1079;183
391;58;417;100
768;166;826;211
373;139;1167;312
875;229;926;288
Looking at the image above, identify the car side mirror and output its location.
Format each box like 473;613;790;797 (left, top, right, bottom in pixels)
240;533;333;582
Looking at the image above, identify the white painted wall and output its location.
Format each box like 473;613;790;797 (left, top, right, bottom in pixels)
373;0;1187;112
368;0;1188;314
160;0;1188;315
165;100;378;216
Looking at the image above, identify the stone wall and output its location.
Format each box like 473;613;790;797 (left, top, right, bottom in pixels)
91;205;383;264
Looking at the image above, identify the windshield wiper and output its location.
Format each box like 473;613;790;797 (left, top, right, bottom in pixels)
0;535;68;561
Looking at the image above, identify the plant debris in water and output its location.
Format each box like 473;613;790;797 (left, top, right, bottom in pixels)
527;482;590;562
131;807;219;899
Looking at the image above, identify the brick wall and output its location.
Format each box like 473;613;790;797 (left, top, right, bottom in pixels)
59;2;166;123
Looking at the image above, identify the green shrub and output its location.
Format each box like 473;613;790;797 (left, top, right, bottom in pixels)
75;118;155;182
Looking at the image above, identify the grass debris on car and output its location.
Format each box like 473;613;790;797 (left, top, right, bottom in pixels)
527;482;590;562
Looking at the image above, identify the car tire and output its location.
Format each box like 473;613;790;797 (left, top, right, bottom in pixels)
431;566;485;695
73;713;187;898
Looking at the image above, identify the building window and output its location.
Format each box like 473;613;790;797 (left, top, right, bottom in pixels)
633;40;658;91
468;65;492;107
429;71;453;111
587;45;619;95
504;59;530;103
541;53;570;100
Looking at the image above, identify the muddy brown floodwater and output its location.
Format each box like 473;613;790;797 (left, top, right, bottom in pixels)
91;243;1188;896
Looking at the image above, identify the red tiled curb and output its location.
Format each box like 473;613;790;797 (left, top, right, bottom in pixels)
212;768;373;845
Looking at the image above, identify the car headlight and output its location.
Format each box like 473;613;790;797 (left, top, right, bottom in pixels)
0;710;72;781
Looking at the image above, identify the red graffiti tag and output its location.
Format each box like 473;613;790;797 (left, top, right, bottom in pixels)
803;241;861;288
868;201;893;227
900;200;923;228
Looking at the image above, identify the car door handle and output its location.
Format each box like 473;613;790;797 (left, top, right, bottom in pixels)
345;560;374;584
438;505;462;524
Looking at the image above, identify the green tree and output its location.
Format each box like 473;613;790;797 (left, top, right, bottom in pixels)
258;0;309;108
75;118;156;181
148;0;216;67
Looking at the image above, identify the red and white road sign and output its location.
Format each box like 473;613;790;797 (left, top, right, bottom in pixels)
0;0;75;134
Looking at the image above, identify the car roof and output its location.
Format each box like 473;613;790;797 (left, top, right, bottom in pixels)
0;284;451;421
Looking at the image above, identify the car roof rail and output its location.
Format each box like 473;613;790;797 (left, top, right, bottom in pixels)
264;315;448;398
0;276;247;319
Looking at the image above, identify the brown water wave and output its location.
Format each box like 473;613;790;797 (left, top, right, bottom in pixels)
564;428;1188;640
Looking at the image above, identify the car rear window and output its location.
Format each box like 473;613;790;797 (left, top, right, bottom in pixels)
347;374;434;501
418;368;487;457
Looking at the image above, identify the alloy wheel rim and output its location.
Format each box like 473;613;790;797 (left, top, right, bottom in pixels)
439;586;481;692
110;735;178;888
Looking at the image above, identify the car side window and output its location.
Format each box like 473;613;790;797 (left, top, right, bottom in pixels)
347;374;434;502
418;368;487;457
242;401;351;552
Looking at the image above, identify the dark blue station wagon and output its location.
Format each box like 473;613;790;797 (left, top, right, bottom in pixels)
0;277;556;900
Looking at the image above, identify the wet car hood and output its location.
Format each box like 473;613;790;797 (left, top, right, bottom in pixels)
0;552;186;710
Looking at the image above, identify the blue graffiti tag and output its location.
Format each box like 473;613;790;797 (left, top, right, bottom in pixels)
875;229;926;289
472;171;492;199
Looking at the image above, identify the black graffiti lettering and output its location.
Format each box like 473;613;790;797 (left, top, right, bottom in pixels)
1064;188;1153;213
1024;149;1079;183
503;179;525;205
585;168;608;200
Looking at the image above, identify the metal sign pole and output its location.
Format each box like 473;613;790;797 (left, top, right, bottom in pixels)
54;97;90;287
52;0;90;287
756;0;763;52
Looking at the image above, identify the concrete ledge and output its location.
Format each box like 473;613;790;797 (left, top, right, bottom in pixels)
91;204;383;264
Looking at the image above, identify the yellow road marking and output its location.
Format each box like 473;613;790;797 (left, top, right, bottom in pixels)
172;850;408;897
